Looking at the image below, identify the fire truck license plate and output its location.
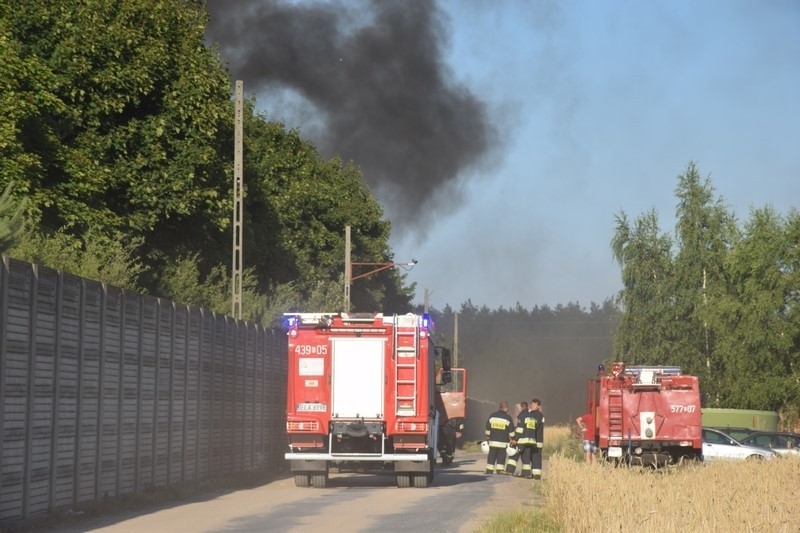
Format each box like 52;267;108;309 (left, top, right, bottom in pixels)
297;403;327;412
608;446;622;458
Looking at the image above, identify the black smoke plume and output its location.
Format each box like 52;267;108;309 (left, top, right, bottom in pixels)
205;0;497;235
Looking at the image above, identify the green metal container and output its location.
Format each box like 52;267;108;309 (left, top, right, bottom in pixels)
701;408;778;430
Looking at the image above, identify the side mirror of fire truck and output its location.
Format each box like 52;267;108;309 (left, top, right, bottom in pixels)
439;347;452;372
440;370;452;385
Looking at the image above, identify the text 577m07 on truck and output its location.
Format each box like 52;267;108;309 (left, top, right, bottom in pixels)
283;312;458;488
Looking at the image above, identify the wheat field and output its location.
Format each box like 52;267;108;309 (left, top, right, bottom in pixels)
540;425;800;532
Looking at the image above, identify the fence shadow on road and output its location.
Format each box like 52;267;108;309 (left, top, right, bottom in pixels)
25;455;494;530
13;469;293;533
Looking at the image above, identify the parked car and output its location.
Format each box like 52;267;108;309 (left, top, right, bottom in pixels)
709;426;759;442
702;427;777;461
739;431;800;456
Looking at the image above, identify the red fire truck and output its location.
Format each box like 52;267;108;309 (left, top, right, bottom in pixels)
585;362;703;466
283;312;450;487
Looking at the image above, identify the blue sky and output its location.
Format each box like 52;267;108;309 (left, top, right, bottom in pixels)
389;0;800;310
230;1;800;311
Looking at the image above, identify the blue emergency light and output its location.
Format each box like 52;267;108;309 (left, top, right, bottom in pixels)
421;313;432;329
284;315;298;329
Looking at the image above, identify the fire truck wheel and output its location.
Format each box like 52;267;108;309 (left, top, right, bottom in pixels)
396;474;412;488
413;473;429;488
294;474;310;487
311;473;328;488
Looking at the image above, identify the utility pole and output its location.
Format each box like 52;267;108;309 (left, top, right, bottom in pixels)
231;80;244;319
453;312;459;367
344;226;352;312
343;225;417;312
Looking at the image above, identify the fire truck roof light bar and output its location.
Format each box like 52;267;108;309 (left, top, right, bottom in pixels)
329;328;387;334
624;366;682;377
282;312;339;329
282;312;432;331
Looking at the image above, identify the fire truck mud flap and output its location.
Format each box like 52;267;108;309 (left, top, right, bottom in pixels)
395;451;435;482
289;459;327;472
394;459;430;473
394;454;435;488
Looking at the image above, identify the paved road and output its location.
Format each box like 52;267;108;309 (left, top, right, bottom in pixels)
47;452;540;533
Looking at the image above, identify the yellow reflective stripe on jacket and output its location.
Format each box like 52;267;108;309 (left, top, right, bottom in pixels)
488;416;511;430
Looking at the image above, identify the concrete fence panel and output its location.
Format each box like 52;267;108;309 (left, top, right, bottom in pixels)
0;257;287;523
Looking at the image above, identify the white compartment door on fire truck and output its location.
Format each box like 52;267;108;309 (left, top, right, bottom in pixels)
331;338;385;418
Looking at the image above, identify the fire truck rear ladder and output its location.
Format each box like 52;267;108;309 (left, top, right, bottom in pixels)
394;315;418;416
609;387;623;440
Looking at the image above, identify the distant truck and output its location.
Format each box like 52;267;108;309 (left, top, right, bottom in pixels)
585;362;703;465
283;312;452;487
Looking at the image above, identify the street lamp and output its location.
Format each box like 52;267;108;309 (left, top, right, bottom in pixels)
343;225;417;312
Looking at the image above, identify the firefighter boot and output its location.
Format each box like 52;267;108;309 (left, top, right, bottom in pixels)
505;456;517;475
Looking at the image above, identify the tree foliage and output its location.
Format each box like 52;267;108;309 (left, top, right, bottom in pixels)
612;163;799;417
611;209;674;363
0;0;412;322
0;184;26;252
10;227;144;289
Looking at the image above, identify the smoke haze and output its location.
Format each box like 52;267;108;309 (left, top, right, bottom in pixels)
205;0;498;236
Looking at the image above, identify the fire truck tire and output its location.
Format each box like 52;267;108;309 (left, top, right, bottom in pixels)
294;474;310;487
311;473;328;488
396;474;412;488
412;473;429;488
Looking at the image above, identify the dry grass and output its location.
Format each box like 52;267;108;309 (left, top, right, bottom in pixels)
477;507;559;533
478;426;800;533
545;454;800;532
542;425;580;460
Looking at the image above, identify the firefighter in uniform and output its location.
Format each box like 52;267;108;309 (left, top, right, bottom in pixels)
514;401;538;478
484;401;515;474
438;417;463;466
505;401;527;475
530;398;545;479
435;390;458;466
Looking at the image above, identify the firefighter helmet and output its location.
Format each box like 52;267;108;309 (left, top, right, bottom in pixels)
506;444;518;457
480;441;490;454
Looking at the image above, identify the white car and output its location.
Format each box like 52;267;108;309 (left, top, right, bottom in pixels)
702;427;777;461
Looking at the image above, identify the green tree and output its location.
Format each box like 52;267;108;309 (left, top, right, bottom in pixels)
239;111;413;312
9;227;144;289
709;207;800;410
0;14;63;190
0;184;26;252
1;0;231;272
671;163;739;397
610;209;675;362
1;1;413;318
611;164;799;422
